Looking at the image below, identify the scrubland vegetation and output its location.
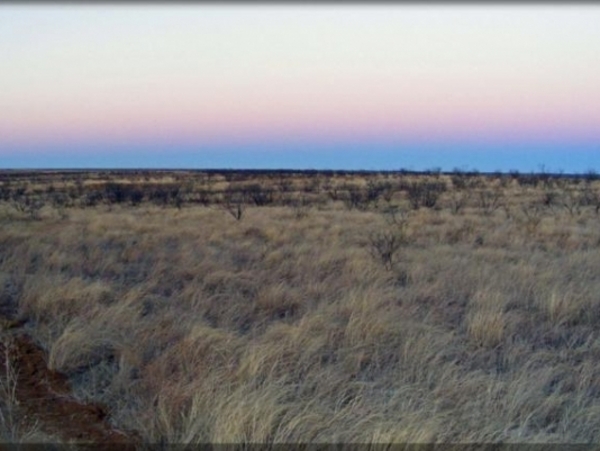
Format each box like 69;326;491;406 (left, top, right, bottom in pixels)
2;168;600;445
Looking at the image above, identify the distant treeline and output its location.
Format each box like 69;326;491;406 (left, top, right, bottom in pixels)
1;167;598;181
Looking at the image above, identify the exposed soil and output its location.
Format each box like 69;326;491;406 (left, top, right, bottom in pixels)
0;320;140;448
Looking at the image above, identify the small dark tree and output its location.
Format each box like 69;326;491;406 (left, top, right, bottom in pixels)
368;229;407;270
222;186;246;221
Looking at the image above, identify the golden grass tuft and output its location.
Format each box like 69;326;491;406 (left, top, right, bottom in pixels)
466;290;506;349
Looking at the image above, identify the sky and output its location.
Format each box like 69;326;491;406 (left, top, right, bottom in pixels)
1;4;599;172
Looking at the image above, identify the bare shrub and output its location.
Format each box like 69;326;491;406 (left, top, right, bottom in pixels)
448;190;468;215
477;189;503;216
10;195;44;220
581;184;600;215
83;190;104;207
341;185;368;211
327;185;342;202
365;180;390;206
193;188;212;207
0;182;11;202
104;182;128;204
406;181;445;210
450;170;469;190
559;188;583;217
381;205;410;229
368;229;407;270
128;188;144;207
276;177;293;193
519;201;544;235
50;192;72;209
221;187;246;221
290;196;311;220
243;183;274;207
148;185;182;209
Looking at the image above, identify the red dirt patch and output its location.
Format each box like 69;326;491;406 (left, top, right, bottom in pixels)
1;332;140;447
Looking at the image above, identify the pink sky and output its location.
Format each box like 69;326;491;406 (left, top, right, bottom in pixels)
1;5;599;169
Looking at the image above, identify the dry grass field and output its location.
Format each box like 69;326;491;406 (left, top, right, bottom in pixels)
1;169;600;445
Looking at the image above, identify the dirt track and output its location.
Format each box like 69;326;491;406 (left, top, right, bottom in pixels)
0;321;140;447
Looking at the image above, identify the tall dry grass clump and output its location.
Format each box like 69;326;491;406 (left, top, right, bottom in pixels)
466;290;506;349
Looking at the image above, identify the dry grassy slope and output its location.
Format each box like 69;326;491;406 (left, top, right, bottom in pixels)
1;174;600;443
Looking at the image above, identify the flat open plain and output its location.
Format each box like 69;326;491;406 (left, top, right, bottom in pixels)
1;169;600;445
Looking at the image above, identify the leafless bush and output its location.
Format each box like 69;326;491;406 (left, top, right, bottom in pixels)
477;189;503;216
83;191;103;207
342;185;368;211
368;228;407;270
448;191;468;215
380;182;395;203
581;184;600;215
10;195;44;220
222;187;246;221
192;188;212;207
147;185;183;209
302;176;321;194
559;188;583;217
365;180;391;206
103;182;129;204
406;181;445;210
381;205;410;229
50;193;71;219
276;177;293;193
327;186;342;202
450;170;469;190
0;182;11;202
243;183;275;207
291;196;310;220
519;201;544;235
540;189;559;214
